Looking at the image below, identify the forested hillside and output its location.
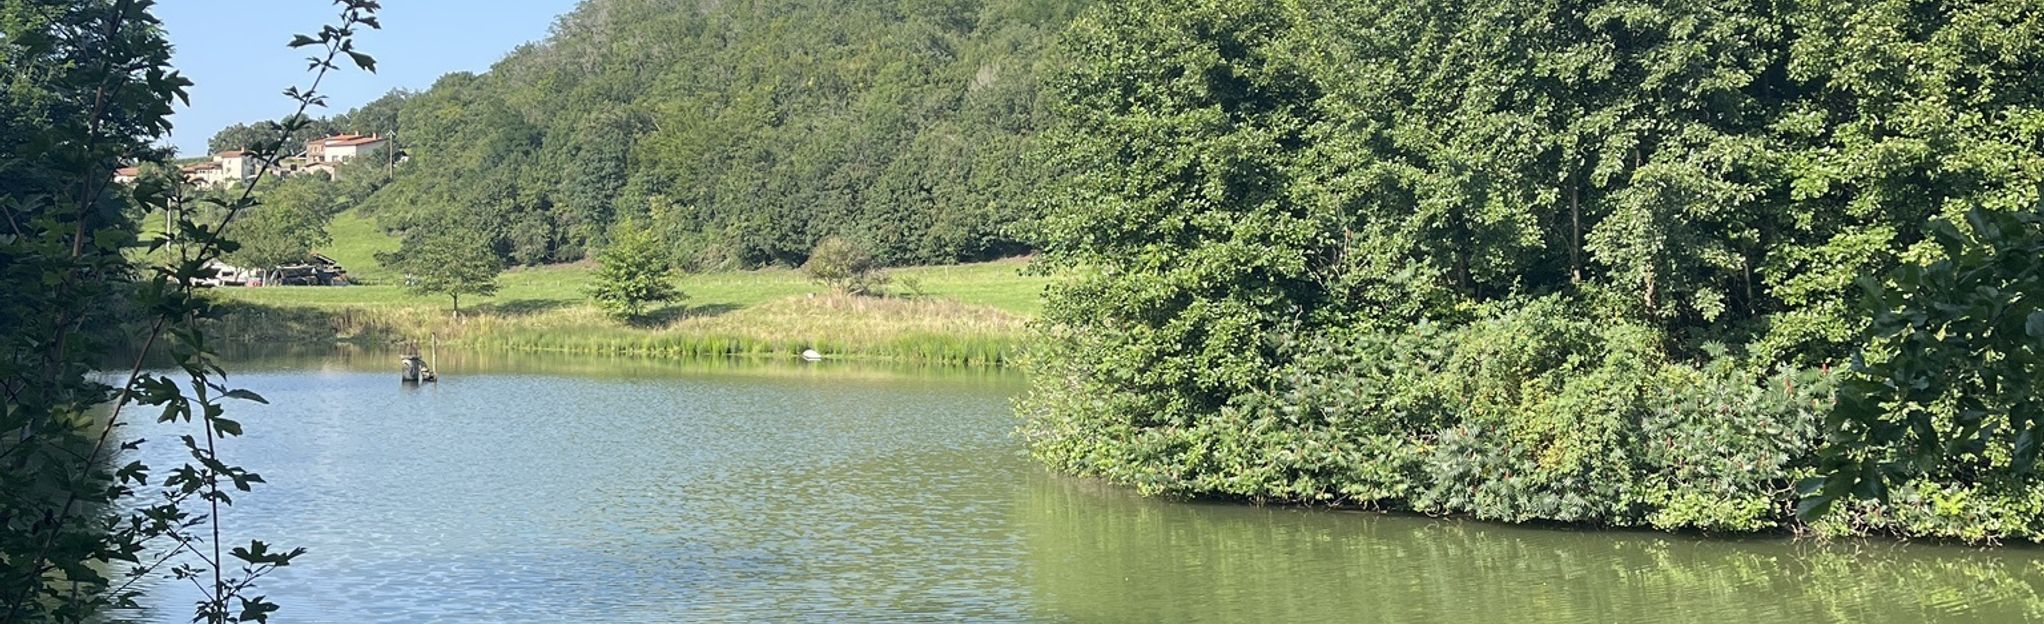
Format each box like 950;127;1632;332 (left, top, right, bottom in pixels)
221;0;1089;269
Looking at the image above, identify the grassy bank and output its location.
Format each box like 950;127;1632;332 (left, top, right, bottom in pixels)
211;229;1050;366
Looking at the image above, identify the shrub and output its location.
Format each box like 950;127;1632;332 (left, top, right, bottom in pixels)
1025;294;1942;535
589;227;683;320
1405;300;1661;524
803;236;889;295
1639;364;1829;532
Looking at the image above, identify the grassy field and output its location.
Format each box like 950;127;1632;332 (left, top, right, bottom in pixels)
226;255;1048;316
214;210;1052;365
321;209;401;284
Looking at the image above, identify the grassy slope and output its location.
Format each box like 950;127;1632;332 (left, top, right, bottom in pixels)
218;209;1051;364
320;209;401;285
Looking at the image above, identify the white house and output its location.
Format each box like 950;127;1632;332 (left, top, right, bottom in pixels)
179;150;261;189
182;161;226;188
215;150;256;180
306;133;389;163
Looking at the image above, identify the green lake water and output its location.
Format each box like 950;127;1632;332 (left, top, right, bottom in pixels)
120;350;2044;622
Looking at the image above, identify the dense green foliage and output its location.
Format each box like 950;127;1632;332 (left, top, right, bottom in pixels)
1024;0;2044;541
1809;202;2044;519
1;3;179;615
206;90;409;155
305;0;1089;270
588;224;682;319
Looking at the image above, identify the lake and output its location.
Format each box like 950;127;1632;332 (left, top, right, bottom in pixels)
119;350;2044;623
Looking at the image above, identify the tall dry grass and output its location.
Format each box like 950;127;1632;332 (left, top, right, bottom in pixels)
213;293;1028;366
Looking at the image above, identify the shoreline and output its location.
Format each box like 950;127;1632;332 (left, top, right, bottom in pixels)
209;292;1030;367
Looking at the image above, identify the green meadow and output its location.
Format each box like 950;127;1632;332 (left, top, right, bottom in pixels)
214;210;1051;365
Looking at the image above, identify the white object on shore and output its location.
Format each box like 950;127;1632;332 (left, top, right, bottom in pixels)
801;349;823;362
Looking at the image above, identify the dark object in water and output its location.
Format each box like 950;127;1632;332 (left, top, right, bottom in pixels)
400;353;437;383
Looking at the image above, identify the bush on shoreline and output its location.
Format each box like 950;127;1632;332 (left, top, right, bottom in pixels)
1025;296;2044;541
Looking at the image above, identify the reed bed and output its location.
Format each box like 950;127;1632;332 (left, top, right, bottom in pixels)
213;293;1029;367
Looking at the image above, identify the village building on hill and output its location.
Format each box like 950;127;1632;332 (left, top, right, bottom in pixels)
286;133;393;179
307;133;389;162
117;133;396;187
180;150;258;188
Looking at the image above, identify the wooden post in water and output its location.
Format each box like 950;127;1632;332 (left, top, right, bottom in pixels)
431;333;438;375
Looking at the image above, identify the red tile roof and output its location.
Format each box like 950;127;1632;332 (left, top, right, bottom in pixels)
217;150;248;158
114;166;142;177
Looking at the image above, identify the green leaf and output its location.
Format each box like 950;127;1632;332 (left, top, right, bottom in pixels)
224;388;269;404
1794;496;1833;521
346;50;377;73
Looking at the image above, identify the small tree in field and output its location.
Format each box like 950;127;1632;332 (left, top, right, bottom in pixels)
803;235;888;295
379;225;501;314
589;227;682;320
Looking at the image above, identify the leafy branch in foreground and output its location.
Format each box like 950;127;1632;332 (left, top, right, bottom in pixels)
0;1;381;622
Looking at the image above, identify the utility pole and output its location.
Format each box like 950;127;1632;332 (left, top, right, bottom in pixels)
386;118;399;182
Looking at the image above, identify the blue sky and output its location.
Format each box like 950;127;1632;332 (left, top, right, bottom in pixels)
158;0;583;156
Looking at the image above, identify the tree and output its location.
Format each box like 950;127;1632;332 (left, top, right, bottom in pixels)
331;88;411;139
1023;0;2044;540
802;236;888;295
206;113;338;155
379;224;501;314
228;176;335;274
328;0;1087;269
3;1;377;620
1027;0;1322;448
588;226;682;319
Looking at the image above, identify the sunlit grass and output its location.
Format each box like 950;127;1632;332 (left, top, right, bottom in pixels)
319;209;401;284
217;293;1031;366
471;294;1027;366
224;247;1047;316
211;211;1051;365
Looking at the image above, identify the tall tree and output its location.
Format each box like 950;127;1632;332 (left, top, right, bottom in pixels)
206;114;338;155
349;0;1091;268
228;175;335;272
379;223;502;314
1028;0;1326;458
